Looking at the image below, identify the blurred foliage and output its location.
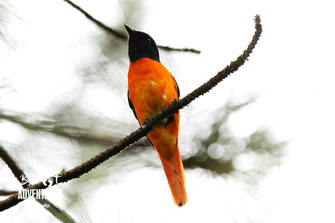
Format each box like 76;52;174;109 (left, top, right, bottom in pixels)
0;0;20;50
0;98;286;178
0;0;10;44
77;0;144;90
184;100;286;180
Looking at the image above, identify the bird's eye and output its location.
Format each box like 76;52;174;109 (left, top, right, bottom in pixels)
145;38;151;45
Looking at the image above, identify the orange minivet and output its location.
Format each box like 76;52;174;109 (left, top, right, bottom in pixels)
125;25;187;206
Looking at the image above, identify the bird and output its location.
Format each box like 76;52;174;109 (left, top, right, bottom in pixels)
125;25;187;207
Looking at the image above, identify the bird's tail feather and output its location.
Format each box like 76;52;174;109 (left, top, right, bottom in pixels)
157;145;187;207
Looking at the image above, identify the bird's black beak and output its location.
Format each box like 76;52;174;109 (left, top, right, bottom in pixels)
124;25;136;38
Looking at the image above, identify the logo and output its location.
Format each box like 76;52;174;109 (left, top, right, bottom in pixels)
18;174;61;201
20;174;31;187
42;175;60;188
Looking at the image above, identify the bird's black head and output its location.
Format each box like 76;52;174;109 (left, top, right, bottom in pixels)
125;25;160;63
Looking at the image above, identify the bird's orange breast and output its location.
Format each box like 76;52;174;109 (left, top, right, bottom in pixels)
128;58;178;125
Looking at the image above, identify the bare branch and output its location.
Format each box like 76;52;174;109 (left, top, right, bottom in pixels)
0;145;76;222
63;0;201;54
35;199;76;223
0;190;17;196
0;145;25;183
0;110;118;145
0;15;262;211
0;110;150;148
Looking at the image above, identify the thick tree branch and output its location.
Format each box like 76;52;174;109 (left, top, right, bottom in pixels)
0;145;76;222
63;0;201;54
0;15;262;211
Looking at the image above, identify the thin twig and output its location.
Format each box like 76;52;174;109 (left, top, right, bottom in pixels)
0;15;262;211
63;0;201;54
0;145;76;222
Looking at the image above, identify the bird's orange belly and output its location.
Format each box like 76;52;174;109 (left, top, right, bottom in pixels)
131;76;173;123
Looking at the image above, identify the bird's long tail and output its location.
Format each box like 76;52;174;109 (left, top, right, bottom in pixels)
157;145;187;206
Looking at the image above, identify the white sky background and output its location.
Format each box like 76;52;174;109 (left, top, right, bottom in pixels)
1;0;335;222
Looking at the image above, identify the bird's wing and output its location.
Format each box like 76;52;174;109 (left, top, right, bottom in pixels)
127;90;139;122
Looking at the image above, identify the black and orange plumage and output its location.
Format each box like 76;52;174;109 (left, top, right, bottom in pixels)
125;25;187;206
